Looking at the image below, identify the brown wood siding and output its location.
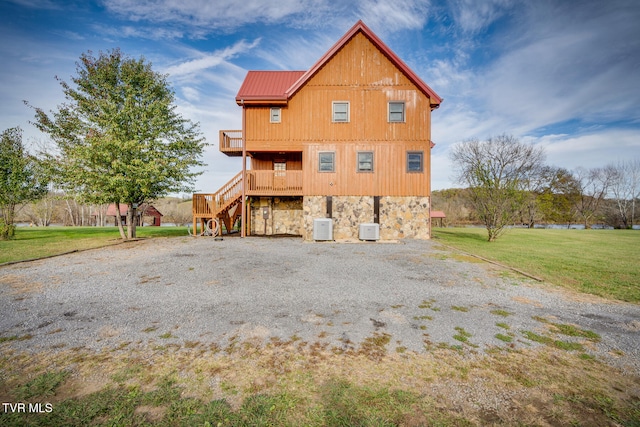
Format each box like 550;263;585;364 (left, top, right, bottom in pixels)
250;152;303;171
303;143;430;196
244;31;433;197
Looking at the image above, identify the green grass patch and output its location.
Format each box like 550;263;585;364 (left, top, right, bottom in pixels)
15;371;70;400
433;228;640;302
521;330;585;351
0;226;189;264
532;317;601;342
453;326;473;345
496;322;510;330
490;309;512;317
451;305;469;312
495;333;513;343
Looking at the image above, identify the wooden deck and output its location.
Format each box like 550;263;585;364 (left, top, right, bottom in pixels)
192;170;303;235
219;130;243;156
246;170;302;196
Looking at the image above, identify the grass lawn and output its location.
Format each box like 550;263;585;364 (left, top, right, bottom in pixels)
0;226;189;264
433;227;640;303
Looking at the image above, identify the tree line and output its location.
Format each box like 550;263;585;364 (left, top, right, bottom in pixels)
1;49;206;240
438;134;639;241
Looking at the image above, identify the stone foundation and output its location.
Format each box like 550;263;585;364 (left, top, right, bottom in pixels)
249;197;303;236
302;196;430;241
379;196;430;240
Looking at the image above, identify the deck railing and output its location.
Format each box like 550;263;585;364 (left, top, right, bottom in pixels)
192;171;243;218
246;170;303;196
193;170;303;220
219;130;243;156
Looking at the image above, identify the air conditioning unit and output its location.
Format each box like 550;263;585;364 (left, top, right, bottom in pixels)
359;223;380;241
313;218;333;241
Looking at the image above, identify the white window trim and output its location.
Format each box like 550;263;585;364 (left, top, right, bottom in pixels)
332;101;350;123
270;107;281;123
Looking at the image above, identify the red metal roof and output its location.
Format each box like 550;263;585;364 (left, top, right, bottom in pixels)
236;71;305;104
106;203;163;217
235;20;442;108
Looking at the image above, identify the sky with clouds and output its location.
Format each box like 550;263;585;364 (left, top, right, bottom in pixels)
1;0;639;193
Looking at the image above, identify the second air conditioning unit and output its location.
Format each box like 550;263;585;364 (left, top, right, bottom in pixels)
313;218;333;241
359;223;380;241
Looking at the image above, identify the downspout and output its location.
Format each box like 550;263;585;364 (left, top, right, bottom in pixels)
241;99;247;238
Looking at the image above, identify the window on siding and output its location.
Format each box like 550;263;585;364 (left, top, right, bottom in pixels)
407;151;423;173
319;152;335;172
357;151;374;172
332;102;349;122
270;107;281;123
389;102;405;122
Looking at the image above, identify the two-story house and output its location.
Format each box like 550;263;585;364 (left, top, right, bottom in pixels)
193;20;442;240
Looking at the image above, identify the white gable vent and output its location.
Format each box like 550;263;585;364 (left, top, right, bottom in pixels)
313;218;333;241
359;223;380;241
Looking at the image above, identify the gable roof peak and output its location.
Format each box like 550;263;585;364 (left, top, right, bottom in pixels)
285;20;442;106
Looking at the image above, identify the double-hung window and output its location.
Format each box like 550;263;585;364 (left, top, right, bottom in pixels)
270;107;281;123
332;101;349;122
357;151;374;172
318;152;335;172
389;102;405;122
407;151;423;173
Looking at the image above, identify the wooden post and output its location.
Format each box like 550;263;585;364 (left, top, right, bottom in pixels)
241;100;247;238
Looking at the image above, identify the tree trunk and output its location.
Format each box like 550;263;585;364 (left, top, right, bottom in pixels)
127;205;137;239
114;202;127;240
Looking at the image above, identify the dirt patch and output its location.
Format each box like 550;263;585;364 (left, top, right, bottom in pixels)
0;274;42;295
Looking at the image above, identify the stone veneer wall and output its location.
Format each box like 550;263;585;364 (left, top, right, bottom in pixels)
249;197;303;236
302;196;430;241
379;196;430;240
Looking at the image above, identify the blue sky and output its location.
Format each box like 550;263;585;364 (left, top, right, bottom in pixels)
1;0;639;193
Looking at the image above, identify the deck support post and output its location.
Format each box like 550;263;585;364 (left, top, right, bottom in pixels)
241;100;247;238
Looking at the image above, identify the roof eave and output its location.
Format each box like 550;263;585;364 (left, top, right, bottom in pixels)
235;97;289;106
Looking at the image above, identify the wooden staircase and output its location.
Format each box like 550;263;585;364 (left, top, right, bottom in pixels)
192;172;243;235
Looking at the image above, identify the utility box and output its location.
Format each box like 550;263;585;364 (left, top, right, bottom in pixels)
313;218;333;241
359;223;380;241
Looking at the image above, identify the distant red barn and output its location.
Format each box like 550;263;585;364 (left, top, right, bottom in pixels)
106;203;163;226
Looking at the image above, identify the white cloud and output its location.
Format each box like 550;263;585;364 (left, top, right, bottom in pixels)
357;0;432;33
163;39;261;77
448;0;515;34
181;86;200;102
478;0;640;129
101;0;332;29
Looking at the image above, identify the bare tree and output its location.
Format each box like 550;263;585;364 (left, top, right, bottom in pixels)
450;134;546;241
572;167;616;228
608;159;640;228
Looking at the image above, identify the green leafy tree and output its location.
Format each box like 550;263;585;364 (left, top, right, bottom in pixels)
28;49;206;239
450;134;546;241
0;127;48;239
537;166;579;226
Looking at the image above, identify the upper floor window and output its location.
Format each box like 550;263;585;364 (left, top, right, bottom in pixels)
357;151;374;172
407;151;423;173
389;102;405;122
332;101;349;123
270;107;281;123
318;151;335;172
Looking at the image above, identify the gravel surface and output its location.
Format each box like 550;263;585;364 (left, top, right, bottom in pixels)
1;236;638;372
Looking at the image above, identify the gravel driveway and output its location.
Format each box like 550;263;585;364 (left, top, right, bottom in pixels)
1;236;638;372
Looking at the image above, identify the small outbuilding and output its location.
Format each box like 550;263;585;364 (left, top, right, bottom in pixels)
430;210;446;227
106;203;163;227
